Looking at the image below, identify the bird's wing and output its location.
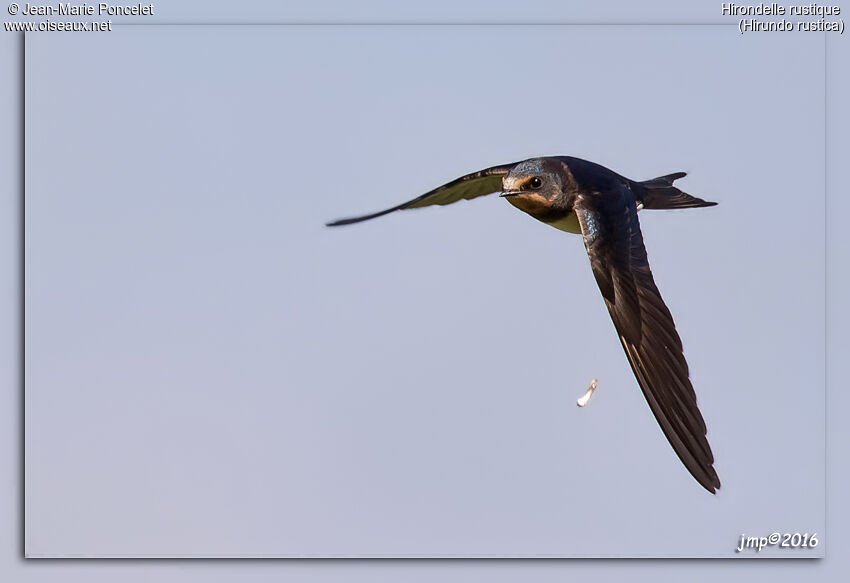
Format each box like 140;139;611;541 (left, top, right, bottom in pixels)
326;162;517;226
574;182;720;493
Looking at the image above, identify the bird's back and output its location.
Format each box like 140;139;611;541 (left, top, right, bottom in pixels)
557;156;717;210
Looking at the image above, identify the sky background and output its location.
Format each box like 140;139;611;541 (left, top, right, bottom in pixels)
2;0;848;579
23;22;825;557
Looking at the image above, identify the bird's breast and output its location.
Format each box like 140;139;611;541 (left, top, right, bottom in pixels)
505;194;581;234
544;211;582;234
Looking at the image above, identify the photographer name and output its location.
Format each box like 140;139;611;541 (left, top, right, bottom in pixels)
20;3;154;16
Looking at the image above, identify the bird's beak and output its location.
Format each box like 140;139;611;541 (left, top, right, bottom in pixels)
500;190;522;198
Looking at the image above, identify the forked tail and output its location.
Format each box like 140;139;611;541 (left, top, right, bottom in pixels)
633;172;717;210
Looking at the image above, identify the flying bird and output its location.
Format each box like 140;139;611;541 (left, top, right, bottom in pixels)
327;156;720;493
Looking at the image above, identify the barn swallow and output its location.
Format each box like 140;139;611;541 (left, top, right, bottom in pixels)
327;156;720;493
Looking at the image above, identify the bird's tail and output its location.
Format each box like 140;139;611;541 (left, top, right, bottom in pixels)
633;172;717;210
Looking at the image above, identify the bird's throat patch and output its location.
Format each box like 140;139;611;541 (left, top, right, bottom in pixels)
505;194;581;234
505;192;552;216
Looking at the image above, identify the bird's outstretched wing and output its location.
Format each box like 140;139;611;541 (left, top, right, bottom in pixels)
326;162;517;226
574;182;720;493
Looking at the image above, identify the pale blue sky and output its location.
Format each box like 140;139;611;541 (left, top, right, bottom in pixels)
23;23;824;557
2;0;849;579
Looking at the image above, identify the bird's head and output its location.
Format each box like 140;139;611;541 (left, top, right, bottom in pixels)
500;158;568;208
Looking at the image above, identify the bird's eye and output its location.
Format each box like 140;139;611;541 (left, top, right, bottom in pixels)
528;177;543;189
